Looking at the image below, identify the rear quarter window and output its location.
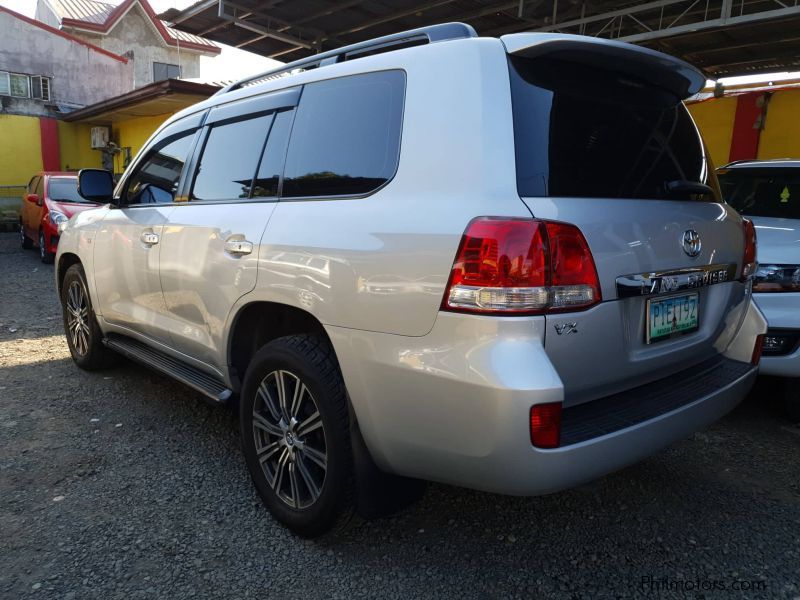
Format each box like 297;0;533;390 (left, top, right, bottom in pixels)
281;70;405;198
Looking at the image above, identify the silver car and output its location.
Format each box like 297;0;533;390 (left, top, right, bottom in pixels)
57;23;767;536
718;159;800;418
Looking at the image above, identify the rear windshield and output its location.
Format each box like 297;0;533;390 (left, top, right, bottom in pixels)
48;178;84;203
508;56;718;201
718;167;800;219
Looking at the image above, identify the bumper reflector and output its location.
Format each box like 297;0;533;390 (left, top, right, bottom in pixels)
530;402;562;449
751;334;765;366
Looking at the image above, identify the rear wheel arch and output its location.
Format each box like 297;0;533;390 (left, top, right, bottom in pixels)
228;302;334;389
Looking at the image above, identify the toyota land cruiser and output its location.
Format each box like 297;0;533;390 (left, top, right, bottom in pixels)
57;23;766;537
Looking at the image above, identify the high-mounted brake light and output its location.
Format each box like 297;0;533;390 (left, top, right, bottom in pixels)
741;218;757;281
442;218;601;315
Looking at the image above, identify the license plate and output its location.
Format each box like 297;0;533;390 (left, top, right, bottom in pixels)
646;293;699;344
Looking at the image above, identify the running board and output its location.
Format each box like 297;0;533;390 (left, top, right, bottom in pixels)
103;335;232;404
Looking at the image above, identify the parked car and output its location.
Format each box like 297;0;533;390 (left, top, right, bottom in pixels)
56;24;767;537
20;172;96;263
718;159;800;418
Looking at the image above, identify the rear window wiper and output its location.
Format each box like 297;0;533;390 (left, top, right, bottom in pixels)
665;179;714;196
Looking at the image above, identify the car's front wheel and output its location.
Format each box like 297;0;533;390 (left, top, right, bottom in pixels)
19;223;32;249
39;231;54;264
240;335;355;537
61;264;114;370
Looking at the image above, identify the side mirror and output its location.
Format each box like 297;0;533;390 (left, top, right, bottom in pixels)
25;193;39;204
78;169;114;203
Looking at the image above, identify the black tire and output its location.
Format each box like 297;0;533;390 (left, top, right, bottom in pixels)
40;230;54;264
240;334;355;537
60;264;115;370
20;222;32;249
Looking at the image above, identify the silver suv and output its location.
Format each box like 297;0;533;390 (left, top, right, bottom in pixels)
58;23;767;536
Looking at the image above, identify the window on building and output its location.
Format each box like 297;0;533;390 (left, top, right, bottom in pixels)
153;62;181;82
31;76;51;101
191;114;273;201
0;72;50;100
281;70;405;198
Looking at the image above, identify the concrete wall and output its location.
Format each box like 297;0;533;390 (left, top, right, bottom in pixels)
53;4;201;88
0;10;132;115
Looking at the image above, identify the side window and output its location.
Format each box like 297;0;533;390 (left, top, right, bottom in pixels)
191;115;272;201
124;132;195;205
281;70;405;198
28;176;40;195
35;177;44;199
252;109;293;198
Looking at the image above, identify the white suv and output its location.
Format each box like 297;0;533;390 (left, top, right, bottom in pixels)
718;159;800;418
58;23;766;536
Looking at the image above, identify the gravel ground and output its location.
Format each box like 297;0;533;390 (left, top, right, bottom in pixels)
0;231;799;599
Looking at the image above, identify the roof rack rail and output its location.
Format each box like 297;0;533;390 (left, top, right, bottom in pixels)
214;22;477;96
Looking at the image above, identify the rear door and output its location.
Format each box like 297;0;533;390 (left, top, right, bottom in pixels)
503;36;747;405
158;89;298;370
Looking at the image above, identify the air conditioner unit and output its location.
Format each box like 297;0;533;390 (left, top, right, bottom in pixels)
90;126;110;149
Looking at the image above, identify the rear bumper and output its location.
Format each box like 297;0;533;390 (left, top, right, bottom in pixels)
328;298;765;496
753;292;800;377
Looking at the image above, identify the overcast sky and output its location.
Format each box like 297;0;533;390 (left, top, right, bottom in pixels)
2;0;280;82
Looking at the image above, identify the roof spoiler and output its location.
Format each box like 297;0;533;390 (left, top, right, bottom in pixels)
501;33;706;99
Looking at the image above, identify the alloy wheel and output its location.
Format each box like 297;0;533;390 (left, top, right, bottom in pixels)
39;232;46;260
20;224;25;247
66;280;90;356
252;370;327;510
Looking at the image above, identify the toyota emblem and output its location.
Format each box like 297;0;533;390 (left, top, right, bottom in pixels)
682;229;701;257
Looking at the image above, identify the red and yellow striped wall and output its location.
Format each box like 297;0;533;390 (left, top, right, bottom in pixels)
688;86;800;167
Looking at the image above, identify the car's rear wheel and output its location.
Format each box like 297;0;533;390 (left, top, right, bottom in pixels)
61;264;114;370
19;223;32;249
39;230;54;264
240;335;355;537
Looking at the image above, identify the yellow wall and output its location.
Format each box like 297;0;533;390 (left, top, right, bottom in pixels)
0;114;43;186
687;96;738;167
758;89;800;160
58;121;102;172
112;114;174;174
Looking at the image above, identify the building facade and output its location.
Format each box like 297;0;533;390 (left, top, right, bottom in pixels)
35;0;219;89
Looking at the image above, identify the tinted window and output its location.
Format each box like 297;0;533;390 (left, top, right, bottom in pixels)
719;168;800;219
28;176;40;194
252;110;293;198
125;132;195;205
48;178;83;203
282;70;404;198
192;115;272;201
35;177;44;198
509;57;717;201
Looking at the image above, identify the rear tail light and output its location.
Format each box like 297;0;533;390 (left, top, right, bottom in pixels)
442;218;601;315
530;403;562;448
751;334;765;365
741;218;757;281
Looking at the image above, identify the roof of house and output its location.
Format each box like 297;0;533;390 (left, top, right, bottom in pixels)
45;0;220;54
0;5;128;63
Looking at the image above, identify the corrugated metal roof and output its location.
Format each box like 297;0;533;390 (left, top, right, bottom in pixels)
49;0;218;50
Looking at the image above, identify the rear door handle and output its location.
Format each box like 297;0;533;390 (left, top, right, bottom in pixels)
224;239;253;256
140;231;159;246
